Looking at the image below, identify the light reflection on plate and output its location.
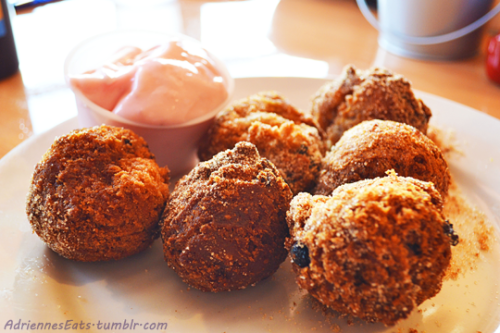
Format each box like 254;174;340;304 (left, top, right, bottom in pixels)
0;77;499;333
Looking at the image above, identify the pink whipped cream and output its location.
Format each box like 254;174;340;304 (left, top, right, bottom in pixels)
70;40;228;126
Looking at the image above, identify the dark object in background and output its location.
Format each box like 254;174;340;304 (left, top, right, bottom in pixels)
486;33;500;84
14;0;62;10
365;0;377;9
0;0;19;79
365;0;377;10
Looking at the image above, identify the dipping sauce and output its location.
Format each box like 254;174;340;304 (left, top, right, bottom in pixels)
70;40;229;126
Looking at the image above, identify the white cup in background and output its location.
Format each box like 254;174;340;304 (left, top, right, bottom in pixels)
64;30;234;175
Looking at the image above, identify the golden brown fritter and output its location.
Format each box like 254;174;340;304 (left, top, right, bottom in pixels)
162;142;292;292
315;120;450;198
287;174;453;326
311;65;432;146
198;91;324;194
26;125;170;262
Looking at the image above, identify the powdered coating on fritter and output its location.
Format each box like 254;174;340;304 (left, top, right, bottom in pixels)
198;91;325;194
315;120;450;198
26;125;170;262
311;65;432;146
287;175;451;326
162;142;293;292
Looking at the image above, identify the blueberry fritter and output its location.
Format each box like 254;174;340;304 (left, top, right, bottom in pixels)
26;125;170;262
311;65;432;146
315;120;450;198
198;91;324;194
287;174;453;325
162;142;292;292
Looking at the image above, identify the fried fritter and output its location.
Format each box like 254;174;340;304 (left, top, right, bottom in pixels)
26;125;170;262
162;142;292;292
311;65;432;146
287;174;453;325
198;91;324;194
315;120;450;198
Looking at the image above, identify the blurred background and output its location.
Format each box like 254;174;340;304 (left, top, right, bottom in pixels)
1;0;499;158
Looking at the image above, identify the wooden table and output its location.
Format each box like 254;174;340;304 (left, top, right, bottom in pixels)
1;0;499;159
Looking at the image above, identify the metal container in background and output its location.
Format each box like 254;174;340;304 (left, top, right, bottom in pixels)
357;0;500;61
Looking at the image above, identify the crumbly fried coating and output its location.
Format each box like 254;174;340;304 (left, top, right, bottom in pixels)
26;125;170;262
311;65;432;146
315;120;450;198
198;91;325;194
287;174;452;326
162;142;293;292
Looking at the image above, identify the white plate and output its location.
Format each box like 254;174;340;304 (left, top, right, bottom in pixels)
1;77;499;333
